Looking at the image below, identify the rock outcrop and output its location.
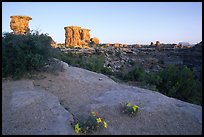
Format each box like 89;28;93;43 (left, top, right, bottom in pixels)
155;41;160;46
80;28;91;43
90;37;100;44
51;40;58;48
10;15;32;34
64;26;91;47
2;60;202;135
64;26;81;47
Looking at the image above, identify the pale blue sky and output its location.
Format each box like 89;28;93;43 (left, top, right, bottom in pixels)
2;2;202;45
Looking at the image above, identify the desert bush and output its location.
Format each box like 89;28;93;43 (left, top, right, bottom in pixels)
58;50;202;105
146;65;202;105
59;52;76;65
115;64;201;105
123;65;146;82
2;31;58;78
59;53;113;75
96;44;103;47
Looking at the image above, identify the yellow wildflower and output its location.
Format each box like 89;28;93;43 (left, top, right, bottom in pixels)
96;118;102;123
75;123;81;133
103;121;107;128
132;105;139;112
127;103;131;107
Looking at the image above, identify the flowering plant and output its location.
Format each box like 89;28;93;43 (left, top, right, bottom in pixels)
71;111;107;134
121;102;139;116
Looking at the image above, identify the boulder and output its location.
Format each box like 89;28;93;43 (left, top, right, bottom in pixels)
90;37;100;44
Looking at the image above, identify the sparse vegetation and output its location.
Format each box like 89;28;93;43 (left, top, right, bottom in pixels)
2;31;59;79
59;51;202;105
146;65;202;105
2;31;201;106
121;102;139;117
71;111;107;134
117;64;202;105
58;52;113;75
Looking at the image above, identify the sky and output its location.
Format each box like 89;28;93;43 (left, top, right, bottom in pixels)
2;2;202;45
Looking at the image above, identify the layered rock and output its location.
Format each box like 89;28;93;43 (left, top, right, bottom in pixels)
10;15;32;34
80;28;91;43
64;26;91;47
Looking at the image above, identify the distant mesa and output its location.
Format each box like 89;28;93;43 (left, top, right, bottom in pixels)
10;15;32;35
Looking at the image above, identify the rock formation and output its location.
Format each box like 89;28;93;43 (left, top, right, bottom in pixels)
155;41;160;46
80;28;91;43
50;40;58;48
10;15;32;34
64;26;92;47
64;26;81;47
90;37;100;44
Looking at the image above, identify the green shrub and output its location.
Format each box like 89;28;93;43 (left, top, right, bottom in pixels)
59;53;113;75
2;31;58;78
96;44;103;47
115;64;202;105
124;65;146;82
58;51;202;105
147;65;202;105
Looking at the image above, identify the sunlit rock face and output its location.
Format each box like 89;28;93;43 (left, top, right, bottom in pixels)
10;15;32;35
90;37;100;44
80;28;91;43
64;26;91;47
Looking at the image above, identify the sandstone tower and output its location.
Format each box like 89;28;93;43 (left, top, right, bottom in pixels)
64;26;92;47
10;15;32;34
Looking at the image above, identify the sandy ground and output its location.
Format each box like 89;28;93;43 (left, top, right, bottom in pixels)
2;61;202;135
